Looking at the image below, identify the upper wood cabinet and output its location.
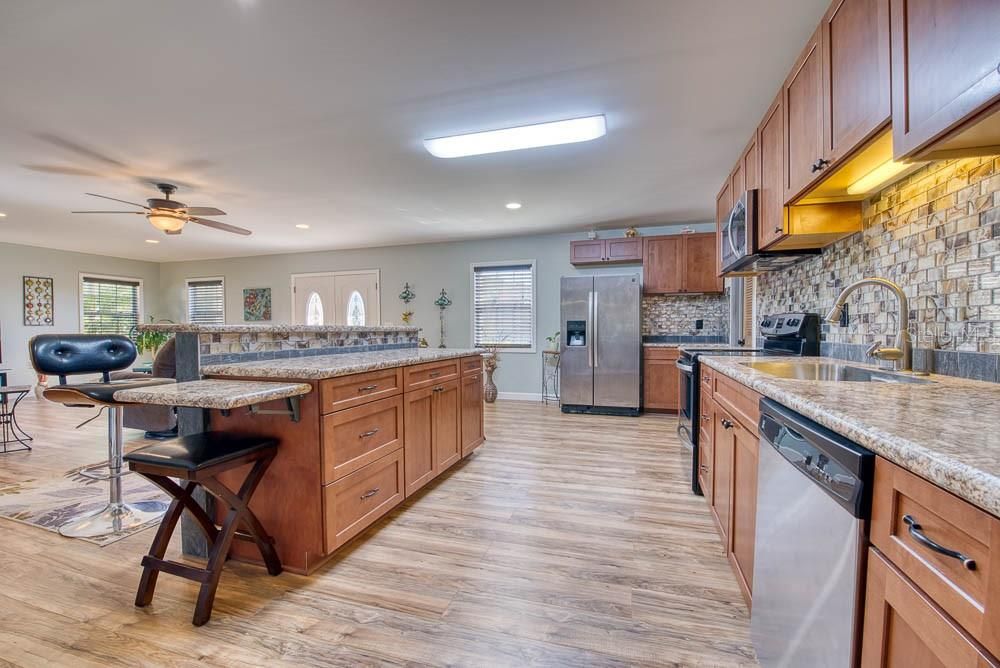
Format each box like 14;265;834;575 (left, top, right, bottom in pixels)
643;233;723;295
783;27;827;202
715;178;733;277
890;0;1000;160
570;238;642;266
742;135;759;191
758;92;787;250
822;0;891;163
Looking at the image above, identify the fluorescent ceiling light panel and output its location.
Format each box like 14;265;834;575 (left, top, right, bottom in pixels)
424;115;606;158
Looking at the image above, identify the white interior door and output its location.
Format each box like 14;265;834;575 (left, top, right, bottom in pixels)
292;270;380;326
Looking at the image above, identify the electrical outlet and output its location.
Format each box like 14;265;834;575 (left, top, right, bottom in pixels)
839;303;850;327
695;319;704;330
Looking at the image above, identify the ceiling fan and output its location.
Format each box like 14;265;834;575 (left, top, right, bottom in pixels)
72;183;251;236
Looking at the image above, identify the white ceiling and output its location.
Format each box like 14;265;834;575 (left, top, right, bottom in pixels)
0;0;829;262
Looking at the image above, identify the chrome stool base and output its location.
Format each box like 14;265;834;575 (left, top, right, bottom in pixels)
59;500;169;538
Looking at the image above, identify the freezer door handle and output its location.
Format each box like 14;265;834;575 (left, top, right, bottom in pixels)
592;291;599;368
587;291;595;368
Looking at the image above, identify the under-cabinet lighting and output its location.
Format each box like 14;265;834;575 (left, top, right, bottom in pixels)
424;115;606;158
846;160;911;195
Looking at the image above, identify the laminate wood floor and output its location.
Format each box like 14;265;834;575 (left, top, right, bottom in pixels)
0;397;756;667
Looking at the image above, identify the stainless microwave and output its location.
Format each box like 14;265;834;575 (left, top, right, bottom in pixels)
719;189;819;275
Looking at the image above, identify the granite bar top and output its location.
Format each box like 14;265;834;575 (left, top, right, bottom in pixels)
701;355;1000;517
114;379;312;409
202;348;484;380
138;323;420;334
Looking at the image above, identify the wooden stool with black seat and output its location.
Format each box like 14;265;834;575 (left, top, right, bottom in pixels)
123;431;283;626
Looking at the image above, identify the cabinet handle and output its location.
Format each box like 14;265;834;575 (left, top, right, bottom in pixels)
699;465;709;473
721;418;734;430
429;371;442;378
357;384;378;392
360;487;381;500
701;414;710;422
359;428;380;438
774;227;783;234
810;158;831;173
902;515;976;570
432;385;444;392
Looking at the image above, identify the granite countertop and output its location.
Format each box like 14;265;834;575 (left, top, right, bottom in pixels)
114;379;312;409
202;348;484;380
138;323;420;334
701;355;1000;517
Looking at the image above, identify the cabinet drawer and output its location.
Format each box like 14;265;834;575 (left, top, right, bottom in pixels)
323;449;404;553
322;395;404;483
405;358;460;390
644;346;680;360
871;457;1000;656
320;368;402;413
712;373;761;436
461;355;483;376
700;365;714;401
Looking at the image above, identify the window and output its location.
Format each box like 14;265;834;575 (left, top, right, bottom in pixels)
472;261;535;350
186;277;225;325
347;290;365;326
80;274;143;336
306;292;324;325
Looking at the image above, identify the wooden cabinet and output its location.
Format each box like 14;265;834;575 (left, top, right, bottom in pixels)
570;238;642;266
404;358;460;391
404;377;462;495
323;449;404;552
715;178;734;277
643;233;722;295
434;379;461;472
642;347;679;413
862;548;999;667
461;368;485;457
890;0;1000;160
821;0;891;164
710;400;735;550
322;395;404;483
729;417;758;607
320;368;402;413
757;92;787;250
783;26;826;202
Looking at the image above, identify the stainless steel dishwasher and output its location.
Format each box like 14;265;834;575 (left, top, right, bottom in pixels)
751;399;875;667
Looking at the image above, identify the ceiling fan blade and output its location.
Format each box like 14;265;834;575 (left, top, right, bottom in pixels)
85;193;150;209
180;206;226;216
71;210;144;214
23;164;107;177
34;133;128;168
187;216;252;236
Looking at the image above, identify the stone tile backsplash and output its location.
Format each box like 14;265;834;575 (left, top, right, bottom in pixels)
198;329;419;365
642;294;729;337
756;155;1000;381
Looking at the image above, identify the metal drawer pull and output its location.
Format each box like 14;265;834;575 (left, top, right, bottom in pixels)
357;384;378;392
701;414;710;422
432;385;444;392
721;418;734;430
699;465;709;473
360;487;380;500
428;371;442;378
902;514;977;571
359;428;380;438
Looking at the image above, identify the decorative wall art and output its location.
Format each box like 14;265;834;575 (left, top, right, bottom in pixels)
242;288;272;321
399;282;416;325
23;276;54;326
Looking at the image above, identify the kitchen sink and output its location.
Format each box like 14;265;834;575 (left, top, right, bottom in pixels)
740;360;933;384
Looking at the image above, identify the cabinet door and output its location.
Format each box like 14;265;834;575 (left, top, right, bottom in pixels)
783;26;826;202
461;371;485;457
683;233;723;294
642;354;679;412
890;0;1000;160
434;379;461;472
729;420;759;607
758;92;787;249
642;236;683;294
605;238;642;263
403;386;436;496
731;159;745;198
862;548;998;667
711;401;735;549
742;136;759;191
822;0;891;164
570;239;606;265
698;400;715;502
715;179;733;277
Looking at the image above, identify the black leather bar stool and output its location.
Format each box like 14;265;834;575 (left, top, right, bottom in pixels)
29;334;175;537
124;432;282;626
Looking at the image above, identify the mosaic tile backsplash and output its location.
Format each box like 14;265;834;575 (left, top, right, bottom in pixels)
642;294;729;337
198;329;420;365
756;155;1000;381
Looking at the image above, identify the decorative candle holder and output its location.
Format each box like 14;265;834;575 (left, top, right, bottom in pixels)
434;289;452;348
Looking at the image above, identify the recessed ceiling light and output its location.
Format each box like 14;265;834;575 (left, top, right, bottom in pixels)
144;239;160;244
424;114;607;159
0;212;7;217
295;224;310;229
505;202;522;210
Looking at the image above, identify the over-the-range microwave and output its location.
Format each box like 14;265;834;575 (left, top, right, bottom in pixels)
719;189;818;275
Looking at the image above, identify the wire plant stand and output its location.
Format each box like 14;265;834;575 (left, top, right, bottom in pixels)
542;350;560;405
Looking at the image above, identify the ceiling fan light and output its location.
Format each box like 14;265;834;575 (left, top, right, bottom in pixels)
147;212;185;233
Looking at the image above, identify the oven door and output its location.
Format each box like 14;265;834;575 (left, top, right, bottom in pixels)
675;358;701;495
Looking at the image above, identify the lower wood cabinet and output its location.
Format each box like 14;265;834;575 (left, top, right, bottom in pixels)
461;370;485;456
405;375;468;496
433;379;462;472
324;448;405;552
729;415;758;606
862;548;998;667
642;347;679;412
710;401;735;550
322;395;403;482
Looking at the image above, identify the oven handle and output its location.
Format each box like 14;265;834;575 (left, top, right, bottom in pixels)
675;360;694;374
676;424;692;444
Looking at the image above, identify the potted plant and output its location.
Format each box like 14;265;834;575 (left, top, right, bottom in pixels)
545;331;561;352
131;317;174;356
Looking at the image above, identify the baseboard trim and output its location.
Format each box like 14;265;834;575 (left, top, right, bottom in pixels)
495;392;544;402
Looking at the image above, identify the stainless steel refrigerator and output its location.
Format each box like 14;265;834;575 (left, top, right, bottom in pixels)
560;274;640;415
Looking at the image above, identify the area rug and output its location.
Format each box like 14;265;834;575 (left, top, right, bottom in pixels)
0;463;169;546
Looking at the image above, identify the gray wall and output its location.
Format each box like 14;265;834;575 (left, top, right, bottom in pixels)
158;224;714;395
0;243;162;385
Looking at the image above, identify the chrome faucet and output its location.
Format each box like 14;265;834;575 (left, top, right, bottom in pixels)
824;277;912;372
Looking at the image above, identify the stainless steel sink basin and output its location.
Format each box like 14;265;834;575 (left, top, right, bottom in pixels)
740;360;932;384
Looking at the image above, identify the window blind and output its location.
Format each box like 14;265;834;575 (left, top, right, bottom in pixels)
81;276;141;336
187;279;225;325
473;263;534;348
